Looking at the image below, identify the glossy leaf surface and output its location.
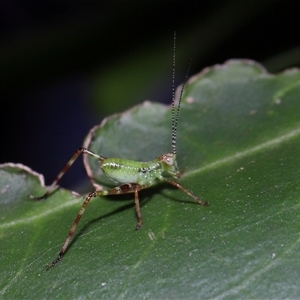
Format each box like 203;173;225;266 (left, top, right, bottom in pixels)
1;60;300;299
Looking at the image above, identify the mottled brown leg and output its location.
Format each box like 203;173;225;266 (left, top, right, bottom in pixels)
164;179;208;206
134;189;142;229
29;148;104;201
46;183;147;269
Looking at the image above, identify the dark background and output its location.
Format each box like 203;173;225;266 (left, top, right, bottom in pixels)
1;0;300;190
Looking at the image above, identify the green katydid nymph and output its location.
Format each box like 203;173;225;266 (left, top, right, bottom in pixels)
30;32;208;269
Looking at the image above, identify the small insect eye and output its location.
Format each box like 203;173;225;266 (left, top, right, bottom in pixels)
164;155;173;165
140;167;147;173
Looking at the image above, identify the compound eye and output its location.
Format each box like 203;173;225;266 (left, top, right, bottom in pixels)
164;155;173;166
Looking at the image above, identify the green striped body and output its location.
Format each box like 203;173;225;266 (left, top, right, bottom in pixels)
99;153;179;186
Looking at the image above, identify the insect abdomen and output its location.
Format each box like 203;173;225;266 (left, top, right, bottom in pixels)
100;158;161;185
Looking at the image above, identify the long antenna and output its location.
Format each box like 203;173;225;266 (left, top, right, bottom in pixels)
171;31;176;155
171;31;193;156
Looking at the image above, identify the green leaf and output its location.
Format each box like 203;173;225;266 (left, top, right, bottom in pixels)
1;59;300;299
